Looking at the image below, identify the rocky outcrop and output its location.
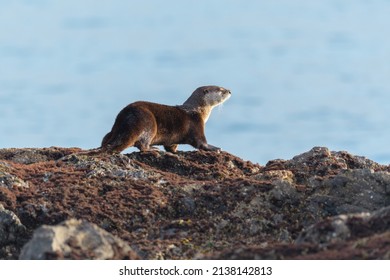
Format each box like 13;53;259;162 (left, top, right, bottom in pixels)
0;204;26;245
0;146;389;259
19;219;139;260
0;203;28;259
296;206;390;245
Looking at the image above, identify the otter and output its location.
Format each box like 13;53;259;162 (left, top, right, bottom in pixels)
100;85;231;154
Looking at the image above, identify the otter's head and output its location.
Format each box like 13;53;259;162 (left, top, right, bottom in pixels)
182;85;231;122
183;85;231;108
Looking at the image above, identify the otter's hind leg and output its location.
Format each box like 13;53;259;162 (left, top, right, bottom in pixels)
134;130;159;152
101;107;158;154
101;127;143;154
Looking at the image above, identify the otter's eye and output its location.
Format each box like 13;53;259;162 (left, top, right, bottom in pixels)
203;89;209;95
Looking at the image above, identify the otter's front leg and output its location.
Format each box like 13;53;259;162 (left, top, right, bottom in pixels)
164;144;178;153
192;132;221;152
199;143;221;152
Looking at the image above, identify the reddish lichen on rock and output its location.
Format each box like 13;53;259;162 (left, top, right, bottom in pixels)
0;146;389;259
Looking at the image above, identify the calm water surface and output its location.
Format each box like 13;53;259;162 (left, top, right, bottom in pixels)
1;0;390;164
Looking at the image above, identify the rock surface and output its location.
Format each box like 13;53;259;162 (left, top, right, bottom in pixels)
0;146;389;259
0;203;28;258
19;219;139;260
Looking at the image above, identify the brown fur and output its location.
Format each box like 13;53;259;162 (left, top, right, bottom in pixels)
101;86;231;154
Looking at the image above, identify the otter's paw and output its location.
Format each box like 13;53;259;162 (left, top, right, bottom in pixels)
200;144;221;152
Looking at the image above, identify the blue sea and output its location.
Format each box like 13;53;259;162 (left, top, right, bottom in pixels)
1;0;390;165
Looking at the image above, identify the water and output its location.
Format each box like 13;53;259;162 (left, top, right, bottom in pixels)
1;0;390;164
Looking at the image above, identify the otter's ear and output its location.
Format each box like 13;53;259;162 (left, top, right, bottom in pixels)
203;89;209;94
